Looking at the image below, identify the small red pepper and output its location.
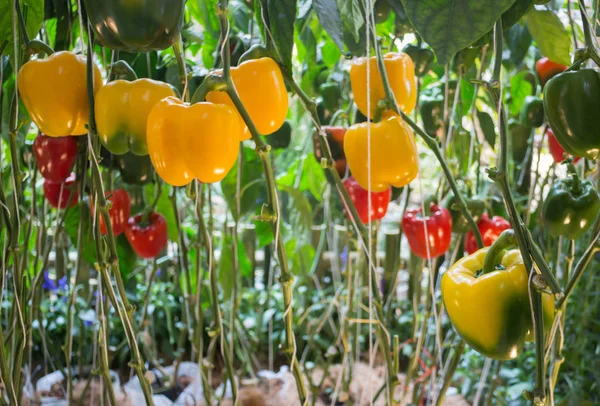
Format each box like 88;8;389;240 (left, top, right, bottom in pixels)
343;176;391;224
125;212;168;259
97;189;131;236
43;172;78;209
465;213;511;254
402;203;452;259
33;132;78;183
547;127;580;164
536;57;567;87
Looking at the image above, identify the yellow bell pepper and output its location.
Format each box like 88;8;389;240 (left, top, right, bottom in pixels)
442;248;555;360
147;97;242;186
343;114;418;192
206;57;288;139
350;52;416;118
95;79;175;156
17;51;103;137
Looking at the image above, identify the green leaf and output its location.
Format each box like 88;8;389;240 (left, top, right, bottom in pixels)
254;218;274;247
277;154;326;202
336;0;364;43
476;110;497;149
267;0;297;69
279;184;312;235
525;9;571;66
504;22;532;67
313;0;344;51
400;0;517;64
321;38;342;67
115;234;137;281
64;203;97;268
508;71;533;116
0;0;44;51
191;0;220;69
501;0;533;29
218;235;252;300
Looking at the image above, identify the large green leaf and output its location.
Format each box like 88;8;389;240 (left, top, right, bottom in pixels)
525;9;571;66
313;0;344;51
336;0;364;43
267;0;297;69
508;70;533;116
218;234;252;300
400;0;517;64
0;0;44;51
190;0;220;69
504;22;532;68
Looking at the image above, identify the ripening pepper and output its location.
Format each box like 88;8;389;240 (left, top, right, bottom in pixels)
265;120;292;149
519;96;544;128
17;51;102;137
95;79;176;156
206;57;288;138
350;53;416;118
343;176;391;224
465;214;511;255
84;0;185;52
147;97;242;186
115;152;156;185
445;194;485;234
542;162;600;240
402;203;452;259
402;44;435;77
344;113;418;192
442;248;554;360
536;57;567;86
546;128;580;164
508;119;532;164
543;69;600;160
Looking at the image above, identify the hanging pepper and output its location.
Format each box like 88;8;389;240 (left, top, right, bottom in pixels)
33;133;78;182
546;127;580;164
313;126;347;178
266;120;292;150
147;97;242;186
344;113;418;192
84;0;185;52
442;243;555;360
535;57;567;86
343;176;391;224
519;96;544;128
402;203;452;259
95;79;176;156
465;214;511;255
115;152;156;185
206;57;288;138
319;82;342;112
18;51;103;137
543;69;600;160
350;53;416;118
419;95;444;137
445;193;485;234
125;212;168;259
508;119;532;164
402;44;435;77
542;160;600;240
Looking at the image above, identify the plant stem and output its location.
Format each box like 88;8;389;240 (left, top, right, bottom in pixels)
216;1;308;403
435;340;466;406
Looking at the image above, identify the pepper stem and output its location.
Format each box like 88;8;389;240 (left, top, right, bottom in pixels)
482;229;517;275
190;74;227;104
565;159;581;195
372;99;389;122
110;60;138;81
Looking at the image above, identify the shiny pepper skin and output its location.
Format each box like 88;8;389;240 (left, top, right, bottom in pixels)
343;176;391;224
125;212;168;259
98;189;131;236
402;203;452;259
547;128;580;164
465;214;511;255
543;69;600;160
43;172;78;209
350;53;417;118
206;57;288;138
442;248;555;360
147;97;242;186
33;133;78;182
18;51;103;137
344;114;418;192
95;79;175;156
535;57;567;86
84;0;185;52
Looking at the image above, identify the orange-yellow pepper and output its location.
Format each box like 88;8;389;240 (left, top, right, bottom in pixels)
95;79;175;156
18;51;102;137
343;114;418;192
350;52;416;118
147;97;242;186
206;57;288;139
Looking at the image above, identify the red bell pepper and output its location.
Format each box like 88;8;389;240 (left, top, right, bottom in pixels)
402;203;452;259
465;213;511;254
343;176;391;224
547;127;580;164
125;212;168;259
